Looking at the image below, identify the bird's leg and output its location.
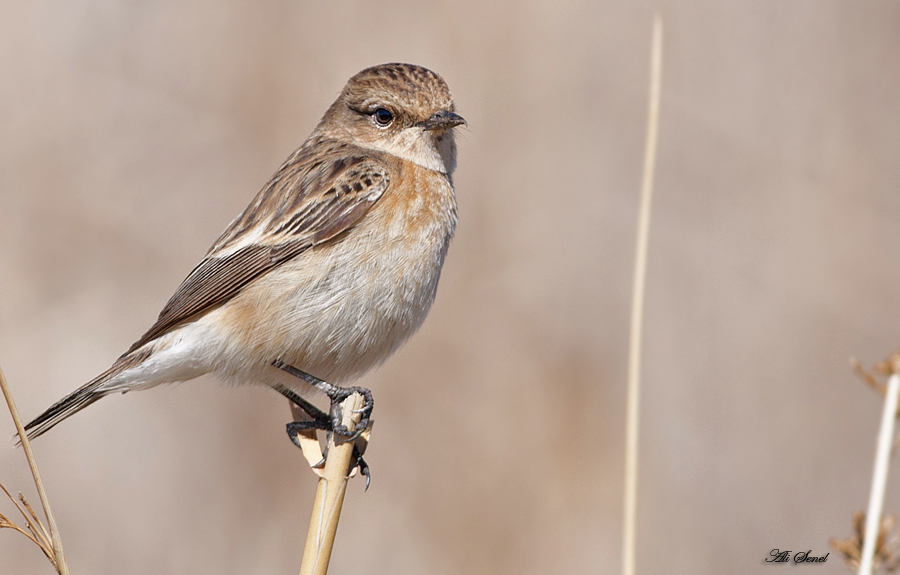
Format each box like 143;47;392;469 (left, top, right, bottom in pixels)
272;361;373;486
271;382;330;450
271;359;374;441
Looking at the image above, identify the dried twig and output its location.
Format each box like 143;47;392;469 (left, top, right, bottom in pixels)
832;511;900;572
851;349;900;419
0;365;70;574
0;482;54;558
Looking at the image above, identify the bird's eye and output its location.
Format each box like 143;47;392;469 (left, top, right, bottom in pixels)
373;108;394;126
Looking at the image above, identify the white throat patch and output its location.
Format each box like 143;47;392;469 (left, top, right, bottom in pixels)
373;128;457;174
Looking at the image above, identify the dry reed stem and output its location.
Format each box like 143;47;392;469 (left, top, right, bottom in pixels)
0;365;70;574
622;13;663;575
298;392;366;575
859;366;900;575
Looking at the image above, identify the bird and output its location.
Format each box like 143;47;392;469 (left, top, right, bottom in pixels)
24;63;464;448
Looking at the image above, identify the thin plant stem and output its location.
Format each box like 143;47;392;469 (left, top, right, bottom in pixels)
298;392;366;575
623;13;663;575
0;365;70;574
859;372;900;575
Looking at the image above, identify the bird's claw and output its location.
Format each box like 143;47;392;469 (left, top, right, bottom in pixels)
355;445;371;491
328;385;374;441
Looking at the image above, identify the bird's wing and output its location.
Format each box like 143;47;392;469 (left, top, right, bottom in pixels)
125;139;390;353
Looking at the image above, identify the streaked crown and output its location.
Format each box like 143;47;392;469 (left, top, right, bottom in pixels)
343;63;455;118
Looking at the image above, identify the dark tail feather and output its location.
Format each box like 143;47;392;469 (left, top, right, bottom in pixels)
22;379;111;440
22;349;151;441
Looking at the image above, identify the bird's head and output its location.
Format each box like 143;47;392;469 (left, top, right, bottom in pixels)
317;63;465;175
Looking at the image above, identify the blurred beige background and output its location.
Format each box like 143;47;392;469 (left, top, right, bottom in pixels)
2;1;900;574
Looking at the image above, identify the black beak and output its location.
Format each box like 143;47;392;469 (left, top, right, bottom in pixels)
417;110;466;131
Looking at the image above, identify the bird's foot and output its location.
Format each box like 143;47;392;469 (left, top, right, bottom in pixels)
273;360;373;487
272;360;373;440
326;385;374;441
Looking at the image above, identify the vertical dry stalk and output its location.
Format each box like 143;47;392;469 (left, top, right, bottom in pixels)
298;392;366;575
859;372;900;575
622;13;663;575
0;365;70;575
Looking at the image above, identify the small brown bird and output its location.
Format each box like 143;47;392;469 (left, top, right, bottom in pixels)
25;63;464;444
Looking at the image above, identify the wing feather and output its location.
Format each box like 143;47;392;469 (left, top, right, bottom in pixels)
124;138;390;353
